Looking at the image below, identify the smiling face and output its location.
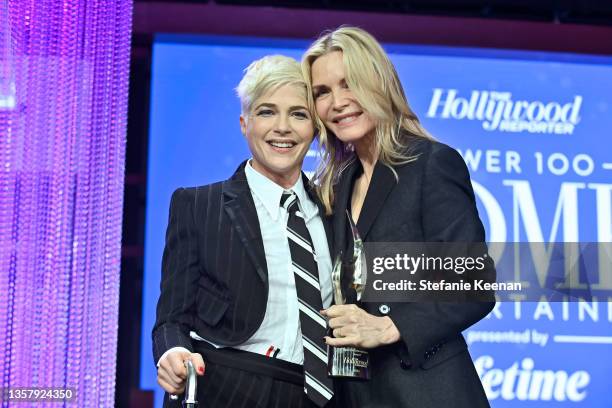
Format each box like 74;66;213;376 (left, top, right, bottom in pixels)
240;83;314;188
311;51;377;149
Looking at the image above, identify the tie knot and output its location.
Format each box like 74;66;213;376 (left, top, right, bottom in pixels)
280;191;298;213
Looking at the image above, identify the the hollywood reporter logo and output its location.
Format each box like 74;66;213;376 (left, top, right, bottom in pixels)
426;89;583;135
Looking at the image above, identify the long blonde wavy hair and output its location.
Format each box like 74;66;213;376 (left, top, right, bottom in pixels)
302;26;433;215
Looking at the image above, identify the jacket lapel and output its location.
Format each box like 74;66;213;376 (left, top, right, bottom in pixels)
332;160;360;258
334;159;397;246
222;162;268;283
356;161;396;241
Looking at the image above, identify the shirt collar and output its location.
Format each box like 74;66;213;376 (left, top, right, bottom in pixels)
245;160;318;222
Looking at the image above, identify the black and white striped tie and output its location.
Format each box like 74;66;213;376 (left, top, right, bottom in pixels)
281;191;333;407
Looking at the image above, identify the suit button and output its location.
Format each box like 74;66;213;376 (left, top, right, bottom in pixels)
379;304;390;315
400;359;410;370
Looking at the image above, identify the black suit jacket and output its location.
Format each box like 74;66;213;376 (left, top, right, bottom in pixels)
333;136;494;408
152;161;333;364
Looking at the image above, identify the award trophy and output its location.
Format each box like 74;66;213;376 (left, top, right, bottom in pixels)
327;211;370;379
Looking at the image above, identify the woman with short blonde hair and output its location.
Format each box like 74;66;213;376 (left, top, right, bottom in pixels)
154;53;334;407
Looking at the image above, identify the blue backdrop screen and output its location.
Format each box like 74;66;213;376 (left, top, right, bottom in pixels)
141;34;612;408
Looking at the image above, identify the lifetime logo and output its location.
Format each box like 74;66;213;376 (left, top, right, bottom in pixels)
425;89;583;135
475;355;590;402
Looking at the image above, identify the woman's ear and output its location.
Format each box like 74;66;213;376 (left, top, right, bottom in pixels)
239;115;247;136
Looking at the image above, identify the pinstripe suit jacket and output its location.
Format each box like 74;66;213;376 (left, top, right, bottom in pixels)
152;161;333;364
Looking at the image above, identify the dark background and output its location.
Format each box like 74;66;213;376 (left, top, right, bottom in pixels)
117;1;612;406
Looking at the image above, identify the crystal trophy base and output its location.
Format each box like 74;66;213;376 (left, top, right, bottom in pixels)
327;345;370;379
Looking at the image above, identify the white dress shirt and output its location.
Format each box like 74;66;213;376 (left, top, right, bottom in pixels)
158;160;332;366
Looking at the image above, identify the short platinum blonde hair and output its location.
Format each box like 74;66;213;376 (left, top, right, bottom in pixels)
302;26;433;214
236;54;310;116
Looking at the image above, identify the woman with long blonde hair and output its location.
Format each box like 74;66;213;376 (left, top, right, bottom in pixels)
303;26;494;407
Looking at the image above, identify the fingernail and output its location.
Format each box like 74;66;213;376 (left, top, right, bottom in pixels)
198;366;204;375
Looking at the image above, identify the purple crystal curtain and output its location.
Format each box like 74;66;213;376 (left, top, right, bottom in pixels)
0;0;131;406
